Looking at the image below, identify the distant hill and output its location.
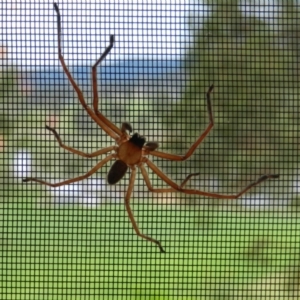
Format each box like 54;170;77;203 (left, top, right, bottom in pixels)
24;58;184;92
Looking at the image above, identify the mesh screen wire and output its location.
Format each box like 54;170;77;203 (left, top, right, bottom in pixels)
0;1;298;299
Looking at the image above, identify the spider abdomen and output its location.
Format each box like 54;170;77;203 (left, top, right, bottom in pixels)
107;160;128;184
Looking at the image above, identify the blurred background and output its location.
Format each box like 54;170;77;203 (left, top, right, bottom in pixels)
1;0;299;299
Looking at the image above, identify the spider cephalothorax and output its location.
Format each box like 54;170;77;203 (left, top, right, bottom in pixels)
108;131;147;185
23;3;279;253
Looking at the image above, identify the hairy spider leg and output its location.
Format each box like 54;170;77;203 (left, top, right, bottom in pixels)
54;3;120;140
140;159;279;199
91;36;123;136
150;84;214;161
125;167;166;253
45;125;115;158
23;154;115;187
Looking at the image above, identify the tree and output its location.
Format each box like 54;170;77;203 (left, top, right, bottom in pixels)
167;1;299;192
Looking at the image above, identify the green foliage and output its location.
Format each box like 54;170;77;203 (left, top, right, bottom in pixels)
167;2;299;186
1;201;300;299
0;67;21;136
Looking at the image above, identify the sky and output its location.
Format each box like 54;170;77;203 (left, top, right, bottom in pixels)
1;0;285;66
2;1;210;66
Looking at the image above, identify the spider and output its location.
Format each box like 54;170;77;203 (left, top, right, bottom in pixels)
23;3;279;253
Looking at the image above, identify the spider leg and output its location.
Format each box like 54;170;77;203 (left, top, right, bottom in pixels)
53;3;119;140
92;36;123;136
45;125;115;158
139;163;174;193
140;165;197;192
140;164;217;193
23;154;114;186
150;84;214;161
143;158;279;199
125;167;166;253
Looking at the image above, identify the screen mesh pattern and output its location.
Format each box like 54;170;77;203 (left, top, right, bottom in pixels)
1;1;299;299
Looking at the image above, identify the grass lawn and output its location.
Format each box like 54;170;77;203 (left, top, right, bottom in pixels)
1;198;299;299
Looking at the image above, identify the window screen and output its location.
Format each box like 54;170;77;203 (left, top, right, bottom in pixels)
1;1;298;299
